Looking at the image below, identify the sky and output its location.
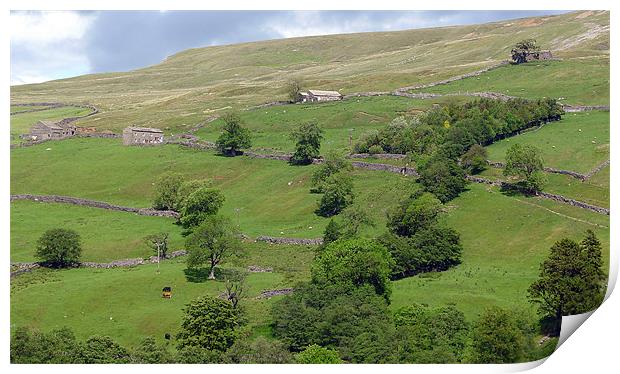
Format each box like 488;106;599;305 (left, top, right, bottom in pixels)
10;10;569;85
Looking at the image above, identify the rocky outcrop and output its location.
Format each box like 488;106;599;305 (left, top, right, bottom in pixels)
10;194;179;218
255;236;323;246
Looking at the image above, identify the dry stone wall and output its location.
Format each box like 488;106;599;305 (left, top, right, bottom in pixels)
10;194;179;218
256;236;323;245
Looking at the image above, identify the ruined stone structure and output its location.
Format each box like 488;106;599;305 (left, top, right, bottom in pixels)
300;89;343;103
122;126;164;145
27;120;77;141
511;50;553;64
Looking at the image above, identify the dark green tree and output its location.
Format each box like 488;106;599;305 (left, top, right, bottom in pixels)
504;143;546;193
185;215;241;280
469;307;527;363
311;150;352;193
528;232;606;335
461;144;488;174
295;344;342;363
35;228;82;268
387;191;443;237
79;336;131;364
152;172;184;211
316;173;355;217
223;335;293;363
216;111;252;156
177;295;239;351
417;155;467;203
312;238;394;299
290;122;323;165
131;336;173;363
10;327;82;364
179;187;225;228
175;346;221;363
322;219;342;248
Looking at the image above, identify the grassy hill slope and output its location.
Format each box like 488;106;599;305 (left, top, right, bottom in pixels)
10;11;609;134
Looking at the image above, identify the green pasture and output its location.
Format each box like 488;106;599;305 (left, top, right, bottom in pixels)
416;58;609;106
10;106;93;139
10;201;185;263
485;110;609;173
10;105;52;113
11;138;411;239
195;95;468;153
479;167;609;208
391;182;610;319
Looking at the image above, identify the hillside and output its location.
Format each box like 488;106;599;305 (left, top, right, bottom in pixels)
10;10;609;134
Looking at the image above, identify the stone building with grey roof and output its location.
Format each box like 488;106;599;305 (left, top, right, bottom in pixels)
300;89;343;103
27;120;77;141
122;126;164;145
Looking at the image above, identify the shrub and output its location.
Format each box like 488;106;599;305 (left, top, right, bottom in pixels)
35;228;82;268
368;144;383;155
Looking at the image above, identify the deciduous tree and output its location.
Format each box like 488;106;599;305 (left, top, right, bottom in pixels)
177;295;239;351
290;122;323;165
35;228;82;268
216;111;252;156
185;215;241;280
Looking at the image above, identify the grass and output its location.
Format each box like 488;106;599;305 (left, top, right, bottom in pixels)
10;137;412;239
478;167;609;208
10;11;609;134
10;260;284;347
11;182;610;346
391;182;610;320
10;241;315;347
485;110;609;173
196;95;468;153
10;106;93;140
10;105;52;113
10;200;185;263
414;58;609;106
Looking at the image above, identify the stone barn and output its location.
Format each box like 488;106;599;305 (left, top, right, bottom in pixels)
300;89;343;103
122;126;164;145
511;50;553;64
27;120;76;141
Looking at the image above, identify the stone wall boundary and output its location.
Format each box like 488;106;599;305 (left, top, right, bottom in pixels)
255;236;323;245
10;194;179;218
465;176;609;215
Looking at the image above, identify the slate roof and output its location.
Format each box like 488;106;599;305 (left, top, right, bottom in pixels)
307;89;342;97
